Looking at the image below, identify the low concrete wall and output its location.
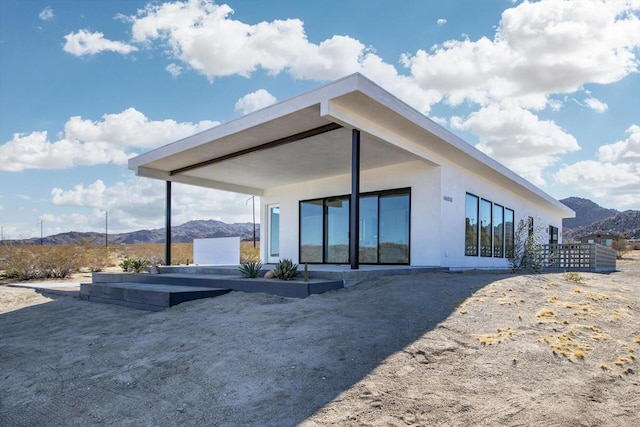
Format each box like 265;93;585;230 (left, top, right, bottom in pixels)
193;237;240;265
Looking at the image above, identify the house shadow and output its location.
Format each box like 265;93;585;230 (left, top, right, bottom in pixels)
0;271;509;426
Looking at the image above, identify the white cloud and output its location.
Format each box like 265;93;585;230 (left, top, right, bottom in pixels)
451;105;580;185
403;0;640;109
116;0;639;117
51;178;259;233
39;6;54;21
555;125;640;208
124;0;439;113
583;96;608;113
437;19;447;26
0;108;217;171
63;29;138;56
51;0;640;191
166;63;183;77
597;124;640;163
234;89;277;114
129;1;367;81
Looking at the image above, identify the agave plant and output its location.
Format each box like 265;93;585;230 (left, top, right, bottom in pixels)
119;257;150;273
238;261;263;278
273;258;298;280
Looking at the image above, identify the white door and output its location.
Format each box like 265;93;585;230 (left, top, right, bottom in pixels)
267;205;280;263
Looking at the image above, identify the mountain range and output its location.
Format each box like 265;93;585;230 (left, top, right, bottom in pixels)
7;220;260;246
5;197;638;245
560;197;640;241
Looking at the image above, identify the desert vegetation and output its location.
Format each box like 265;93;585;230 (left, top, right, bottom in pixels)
0;241;260;281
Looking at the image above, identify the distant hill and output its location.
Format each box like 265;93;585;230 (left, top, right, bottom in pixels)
560;197;619;229
7;220;260;246
561;197;639;241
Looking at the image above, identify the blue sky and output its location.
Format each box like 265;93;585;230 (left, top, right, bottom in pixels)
1;0;639;240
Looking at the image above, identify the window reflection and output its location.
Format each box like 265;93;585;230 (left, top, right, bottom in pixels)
300;200;323;263
299;189;410;265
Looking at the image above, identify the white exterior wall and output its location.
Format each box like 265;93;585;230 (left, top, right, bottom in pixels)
260;160;442;266
259;158;565;269
439;160;564;269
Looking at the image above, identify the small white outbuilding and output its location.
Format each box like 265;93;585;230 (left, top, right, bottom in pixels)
128;73;574;270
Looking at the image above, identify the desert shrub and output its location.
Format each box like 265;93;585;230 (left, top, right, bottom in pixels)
240;241;260;264
273;258;298;280
0;244;41;280
119;258;134;272
238;261;263;278
77;243;113;272
611;239;630;259
563;271;583;283
38;245;84;279
0;244;88;280
508;218;545;273
119;257;150;273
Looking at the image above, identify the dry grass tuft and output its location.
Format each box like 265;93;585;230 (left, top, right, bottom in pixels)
609;307;631;321
584;291;610;301
563;272;583;283
537;309;555;319
546;334;592;361
614;357;631;367
476;326;514;346
600;364;611;371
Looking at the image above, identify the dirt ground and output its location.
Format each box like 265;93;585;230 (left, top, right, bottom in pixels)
1;255;639;426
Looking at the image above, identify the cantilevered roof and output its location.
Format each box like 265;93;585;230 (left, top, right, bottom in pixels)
128;73;573;218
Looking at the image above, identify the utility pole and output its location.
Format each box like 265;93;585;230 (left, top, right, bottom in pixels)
105;211;109;248
40;220;43;245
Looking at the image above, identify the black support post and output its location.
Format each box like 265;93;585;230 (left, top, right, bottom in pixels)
165;180;172;266
350;129;360;270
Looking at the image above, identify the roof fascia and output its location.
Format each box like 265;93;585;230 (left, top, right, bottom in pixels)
323;75;575;218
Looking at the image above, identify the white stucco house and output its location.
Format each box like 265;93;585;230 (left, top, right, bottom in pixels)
128;73;574;270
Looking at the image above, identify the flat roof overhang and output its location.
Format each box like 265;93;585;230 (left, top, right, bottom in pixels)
129;73;574;218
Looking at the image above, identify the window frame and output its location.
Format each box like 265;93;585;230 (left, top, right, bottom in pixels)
299;187;411;265
465;193;480;257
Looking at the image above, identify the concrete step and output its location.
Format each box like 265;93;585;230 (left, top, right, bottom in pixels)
91;273;344;299
81;282;231;311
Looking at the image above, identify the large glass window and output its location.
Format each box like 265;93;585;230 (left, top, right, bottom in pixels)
493;204;504;258
465;193;479;256
359;196;378;263
325;197;349;263
300;200;323;263
299;188;410;265
480;199;492;257
505;208;514;258
549;225;558;244
379;192;410;264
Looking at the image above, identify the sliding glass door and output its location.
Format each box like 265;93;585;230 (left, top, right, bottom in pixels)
300;200;323;263
299;188;410;265
359;195;378;263
379;192;410;263
325;197;349;263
